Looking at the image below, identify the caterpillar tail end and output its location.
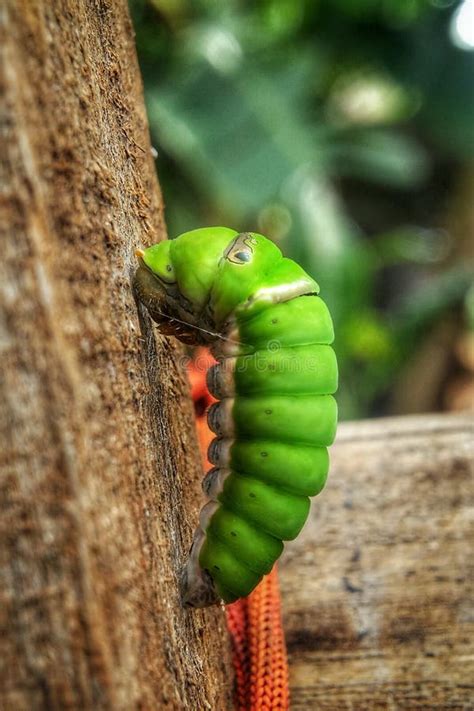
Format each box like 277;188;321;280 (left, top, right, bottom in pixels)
180;532;221;608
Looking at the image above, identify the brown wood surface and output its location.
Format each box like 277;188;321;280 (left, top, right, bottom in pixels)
0;2;232;710
280;412;474;710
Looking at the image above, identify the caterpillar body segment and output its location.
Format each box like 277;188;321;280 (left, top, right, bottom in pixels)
133;227;338;607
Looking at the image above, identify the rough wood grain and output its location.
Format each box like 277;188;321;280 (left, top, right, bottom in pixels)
279;413;473;710
0;2;232;709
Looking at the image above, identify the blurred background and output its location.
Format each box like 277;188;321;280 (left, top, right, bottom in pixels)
130;0;474;421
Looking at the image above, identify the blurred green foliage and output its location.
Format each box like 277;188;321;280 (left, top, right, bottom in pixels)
131;0;474;419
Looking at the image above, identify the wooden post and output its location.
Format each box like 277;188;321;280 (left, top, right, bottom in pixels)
280;413;473;710
0;2;232;709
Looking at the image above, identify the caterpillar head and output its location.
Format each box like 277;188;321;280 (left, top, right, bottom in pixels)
134;226;318;344
133;228;234;344
133;242;207;345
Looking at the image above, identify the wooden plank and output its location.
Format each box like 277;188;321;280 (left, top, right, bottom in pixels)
279;413;473;710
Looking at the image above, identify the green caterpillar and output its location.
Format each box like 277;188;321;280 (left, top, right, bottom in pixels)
134;227;338;608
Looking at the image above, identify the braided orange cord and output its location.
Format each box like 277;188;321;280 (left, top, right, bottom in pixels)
248;568;289;710
189;349;290;710
226;597;251;710
228;568;289;710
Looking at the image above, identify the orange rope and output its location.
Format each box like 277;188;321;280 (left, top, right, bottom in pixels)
227;568;290;710
189;349;290;710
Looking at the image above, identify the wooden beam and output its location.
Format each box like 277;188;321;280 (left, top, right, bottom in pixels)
280;413;473;710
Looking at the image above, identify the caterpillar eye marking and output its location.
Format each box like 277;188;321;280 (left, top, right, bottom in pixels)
242;234;258;248
224;232;257;264
134;227;337;608
227;250;252;265
234;251;251;263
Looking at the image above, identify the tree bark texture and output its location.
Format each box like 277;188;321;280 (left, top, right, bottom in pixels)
0;2;232;710
279;413;473;710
